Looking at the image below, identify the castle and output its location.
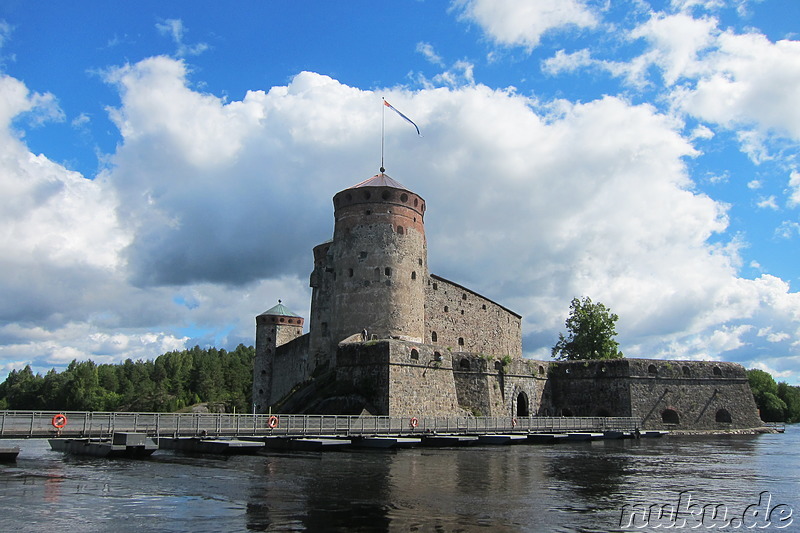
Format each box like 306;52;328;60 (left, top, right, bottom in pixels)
253;172;763;431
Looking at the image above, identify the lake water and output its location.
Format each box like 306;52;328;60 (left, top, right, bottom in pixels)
1;427;797;532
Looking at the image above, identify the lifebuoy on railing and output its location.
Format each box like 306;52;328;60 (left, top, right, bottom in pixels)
52;414;68;429
409;417;418;429
267;415;279;429
512;418;517;428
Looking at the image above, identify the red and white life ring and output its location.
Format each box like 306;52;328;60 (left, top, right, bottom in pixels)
52;414;68;429
409;417;419;429
267;415;279;429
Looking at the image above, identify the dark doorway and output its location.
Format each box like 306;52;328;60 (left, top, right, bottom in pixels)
715;409;732;423
662;409;680;424
516;392;530;417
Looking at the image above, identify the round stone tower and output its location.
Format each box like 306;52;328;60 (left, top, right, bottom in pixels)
253;301;305;412
327;171;428;346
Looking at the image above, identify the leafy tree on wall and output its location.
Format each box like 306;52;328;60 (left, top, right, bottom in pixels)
552;297;623;361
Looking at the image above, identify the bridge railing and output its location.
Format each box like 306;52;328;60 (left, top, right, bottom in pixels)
0;410;640;439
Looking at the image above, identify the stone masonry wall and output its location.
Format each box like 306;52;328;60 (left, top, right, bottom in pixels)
386;341;462;417
336;341;391;414
626;359;762;430
547;359;763;430
447;354;545;417
267;334;309;406
424;275;522;359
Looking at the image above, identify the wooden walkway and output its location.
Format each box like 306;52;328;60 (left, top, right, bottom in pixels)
0;410;641;440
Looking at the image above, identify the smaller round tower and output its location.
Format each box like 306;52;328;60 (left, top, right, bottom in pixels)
253;301;304;412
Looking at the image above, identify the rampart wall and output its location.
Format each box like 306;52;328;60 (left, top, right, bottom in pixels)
424;275;522;359
547;359;763;430
267;334;309;406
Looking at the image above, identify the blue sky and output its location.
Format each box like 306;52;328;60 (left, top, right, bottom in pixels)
1;0;799;384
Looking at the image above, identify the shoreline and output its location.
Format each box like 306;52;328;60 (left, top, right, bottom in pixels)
667;426;783;436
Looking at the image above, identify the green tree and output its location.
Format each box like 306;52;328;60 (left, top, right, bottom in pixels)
747;369;787;422
777;382;800;423
552;297;623;360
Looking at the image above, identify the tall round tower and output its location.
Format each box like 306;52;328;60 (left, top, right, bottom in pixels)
327;172;428;347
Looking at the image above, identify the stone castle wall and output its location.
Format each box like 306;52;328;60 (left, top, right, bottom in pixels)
265;334;309;406
386;341;462;417
424;275;522;359
547;359;762;430
308;242;335;372
336;341;391;414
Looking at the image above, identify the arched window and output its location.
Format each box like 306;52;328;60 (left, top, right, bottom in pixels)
538;365;545;375
648;364;658;375
348;268;354;277
713;366;722;376
682;366;691;377
516;392;530;417
397;226;404;235
385;267;391;276
410;349;419;360
459;358;470;370
458;337;464;346
411;271;416;280
401;193;408;202
662;409;680;425
431;331;438;342
444;306;449;312
715;409;732;423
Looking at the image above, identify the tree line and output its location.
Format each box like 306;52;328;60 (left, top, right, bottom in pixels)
0;345;254;413
747;369;800;423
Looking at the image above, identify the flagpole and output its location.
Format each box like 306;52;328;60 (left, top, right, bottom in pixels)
380;97;386;173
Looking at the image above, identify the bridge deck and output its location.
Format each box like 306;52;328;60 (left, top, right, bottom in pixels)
0;411;640;439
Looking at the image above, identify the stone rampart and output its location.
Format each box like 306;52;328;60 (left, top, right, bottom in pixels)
386;341;462;417
547;358;762;430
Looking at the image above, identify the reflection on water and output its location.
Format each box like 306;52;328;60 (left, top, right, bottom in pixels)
1;427;798;532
